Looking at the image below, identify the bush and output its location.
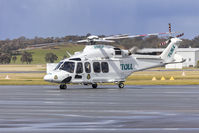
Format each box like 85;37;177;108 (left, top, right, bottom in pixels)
45;53;58;63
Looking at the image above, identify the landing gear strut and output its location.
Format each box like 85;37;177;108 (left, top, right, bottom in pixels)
92;83;98;88
118;82;124;88
60;84;67;89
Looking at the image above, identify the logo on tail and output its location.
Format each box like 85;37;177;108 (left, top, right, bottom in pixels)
168;45;176;57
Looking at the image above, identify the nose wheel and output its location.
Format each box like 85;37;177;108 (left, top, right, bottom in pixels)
60;84;67;89
92;83;98;88
118;82;124;88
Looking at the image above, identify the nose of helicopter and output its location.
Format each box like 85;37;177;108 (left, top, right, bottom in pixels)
44;74;53;82
44;72;70;83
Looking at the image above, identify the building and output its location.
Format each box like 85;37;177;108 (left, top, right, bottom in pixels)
137;48;199;69
176;48;199;68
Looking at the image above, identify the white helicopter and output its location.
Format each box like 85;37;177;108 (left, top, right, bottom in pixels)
44;25;184;89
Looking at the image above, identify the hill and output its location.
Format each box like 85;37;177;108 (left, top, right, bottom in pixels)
12;43;85;64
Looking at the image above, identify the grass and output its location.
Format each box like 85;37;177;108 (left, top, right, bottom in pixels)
0;73;55;85
125;70;199;85
12;43;85;64
0;65;199;85
0;64;46;71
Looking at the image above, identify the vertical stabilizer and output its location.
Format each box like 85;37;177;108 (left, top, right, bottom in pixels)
160;38;182;63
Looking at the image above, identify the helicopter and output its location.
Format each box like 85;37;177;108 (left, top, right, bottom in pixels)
44;25;184;89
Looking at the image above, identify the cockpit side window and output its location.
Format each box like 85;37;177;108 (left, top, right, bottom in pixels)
85;62;91;73
60;61;75;73
54;62;63;70
76;62;83;73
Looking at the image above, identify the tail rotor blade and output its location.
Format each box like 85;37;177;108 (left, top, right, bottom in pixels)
160;41;167;46
169;23;171;33
176;33;184;38
159;40;169;46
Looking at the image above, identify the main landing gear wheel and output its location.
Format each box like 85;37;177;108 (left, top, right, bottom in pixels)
92;83;98;88
118;82;124;88
60;84;67;89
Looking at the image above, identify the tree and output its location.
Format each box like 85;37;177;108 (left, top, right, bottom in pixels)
12;56;17;63
0;53;11;64
20;52;33;64
63;55;67;59
45;53;58;63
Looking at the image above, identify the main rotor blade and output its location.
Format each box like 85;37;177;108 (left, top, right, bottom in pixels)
94;39;115;43
125;32;180;38
76;40;89;43
66;51;72;57
113;31;181;39
104;34;129;40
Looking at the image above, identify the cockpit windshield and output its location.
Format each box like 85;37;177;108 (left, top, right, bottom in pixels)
54;62;63;70
59;61;75;73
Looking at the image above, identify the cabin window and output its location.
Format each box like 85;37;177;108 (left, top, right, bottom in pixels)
85;62;91;73
115;51;121;55
93;62;101;73
60;61;75;73
101;62;109;73
76;62;83;73
114;48;122;55
69;58;81;61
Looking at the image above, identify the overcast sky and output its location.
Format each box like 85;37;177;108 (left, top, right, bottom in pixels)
0;0;199;40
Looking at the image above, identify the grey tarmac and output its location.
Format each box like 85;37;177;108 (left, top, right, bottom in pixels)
0;85;199;133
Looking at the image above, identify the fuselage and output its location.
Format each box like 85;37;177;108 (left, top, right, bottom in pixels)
44;44;166;84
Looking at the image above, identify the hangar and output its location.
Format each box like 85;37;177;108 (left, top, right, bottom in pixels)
137;48;199;69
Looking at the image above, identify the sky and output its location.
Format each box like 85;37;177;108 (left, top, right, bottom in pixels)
0;0;199;40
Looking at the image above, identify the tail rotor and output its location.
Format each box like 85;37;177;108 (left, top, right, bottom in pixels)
159;23;184;46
